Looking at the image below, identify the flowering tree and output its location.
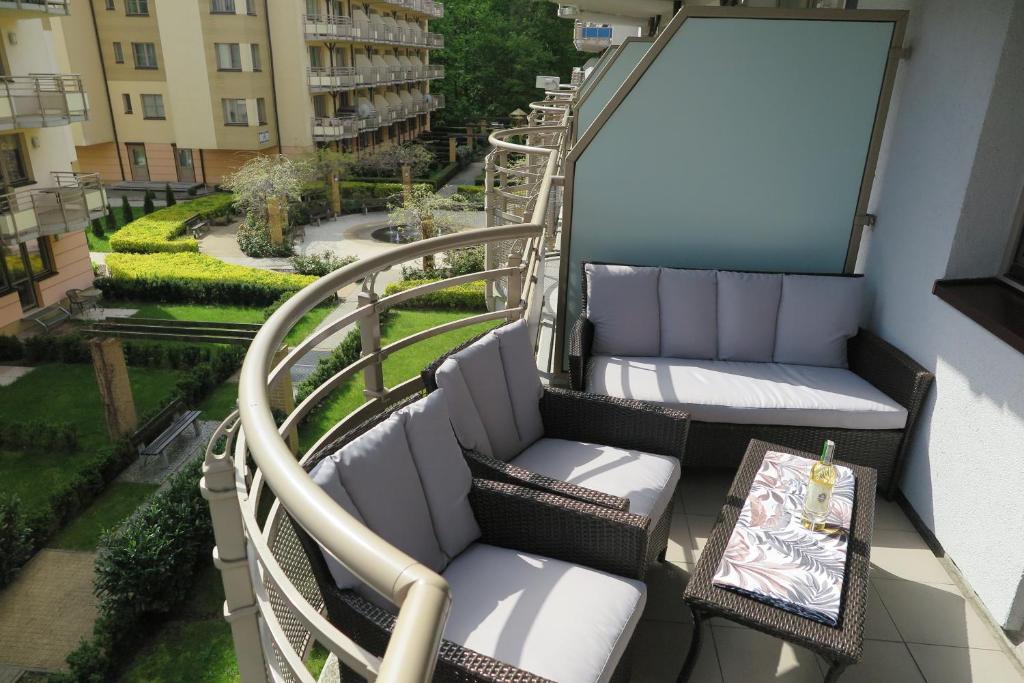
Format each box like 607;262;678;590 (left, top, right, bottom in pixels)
352;144;435;178
303;148;356;214
222;154;309;226
388;186;469;271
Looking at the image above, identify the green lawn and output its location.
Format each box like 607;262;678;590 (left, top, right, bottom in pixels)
197;382;239;422
48;482;159;551
299;308;500;451
86;205;136;253
0;364;183;516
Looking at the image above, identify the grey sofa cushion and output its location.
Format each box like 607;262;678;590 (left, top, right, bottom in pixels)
493;320;545;447
587;356;908;430
398;390;480;561
434;357;493;456
585;263;661;356
717;271;783;362
513;438;680;521
308;456;368;592
774;274;864;368
441;543;646;683
658;268;718;360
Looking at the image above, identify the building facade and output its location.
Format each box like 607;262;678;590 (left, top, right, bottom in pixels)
0;1;106;332
57;0;445;185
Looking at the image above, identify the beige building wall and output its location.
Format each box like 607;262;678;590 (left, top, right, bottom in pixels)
52;0;115;147
37;232;93;308
0;292;21;333
268;0;314;151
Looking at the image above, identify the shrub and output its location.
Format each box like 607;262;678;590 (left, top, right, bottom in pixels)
186;185;198;197
290;250;357;276
456;185;484;200
236;216;293;258
121;195;134;224
0;495;33;589
295;325;363;403
401;245;485;281
0;334;23;361
98;252;316;306
24;333;91;363
383;279;486;311
91;218;105;238
0;419;79;452
142;190;156;215
164;183;176;207
109;194;235;254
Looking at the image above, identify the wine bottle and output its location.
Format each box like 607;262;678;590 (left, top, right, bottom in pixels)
801;440;837;531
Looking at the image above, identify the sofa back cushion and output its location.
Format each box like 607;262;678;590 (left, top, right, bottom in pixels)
310;391;480;600
774;274;863;368
658;268;717;360
434;321;544;461
717;271;783;362
585;263;661;356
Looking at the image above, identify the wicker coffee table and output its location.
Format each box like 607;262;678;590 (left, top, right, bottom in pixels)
679;439;876;683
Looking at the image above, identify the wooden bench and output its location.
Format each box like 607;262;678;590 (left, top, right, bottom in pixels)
26;303;71;332
135;399;202;465
184;214;209;239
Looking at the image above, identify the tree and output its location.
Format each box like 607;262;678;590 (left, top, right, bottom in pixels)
104;209;117;233
91;217;105;238
164;184;176;207
388;186;470;272
351;144;435;179
222;154;309;227
143;190;156;214
304;147;355;214
430;0;583;126
121;195;134;223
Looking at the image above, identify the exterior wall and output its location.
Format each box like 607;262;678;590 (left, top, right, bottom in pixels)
267;0;312;151
75;142;123;182
861;0;1024;630
53;0;116;147
0;292;21;333
36;233;93;308
198;148;271;184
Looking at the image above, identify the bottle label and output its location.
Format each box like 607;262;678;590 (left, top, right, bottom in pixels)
804;480;832;516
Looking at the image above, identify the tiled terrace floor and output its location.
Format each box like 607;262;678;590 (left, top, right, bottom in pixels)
635;472;1024;683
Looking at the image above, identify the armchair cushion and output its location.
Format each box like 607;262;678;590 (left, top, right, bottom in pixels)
585;263;661;357
512;438;680;520
493;320;545;446
717;271;782;362
659;268;718;360
774;274;864;368
441;542;646;683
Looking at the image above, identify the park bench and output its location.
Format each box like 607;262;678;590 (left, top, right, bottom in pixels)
25;303;70;332
135;399;202;465
66;287;101;314
184;214;209;239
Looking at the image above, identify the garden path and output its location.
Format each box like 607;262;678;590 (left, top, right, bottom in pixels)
0;367;33;387
438;160;485;197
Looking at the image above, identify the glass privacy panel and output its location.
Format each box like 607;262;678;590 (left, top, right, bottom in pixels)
576;40;651;140
564;16;895;362
575;46;618;102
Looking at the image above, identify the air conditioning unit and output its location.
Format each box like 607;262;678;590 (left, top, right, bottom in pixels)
557;5;579;18
535;75;560;91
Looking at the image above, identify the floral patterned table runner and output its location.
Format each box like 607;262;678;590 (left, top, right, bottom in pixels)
712;451;856;626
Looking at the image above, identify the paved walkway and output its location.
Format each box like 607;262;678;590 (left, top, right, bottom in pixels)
438;159;485;197
0;550;98;672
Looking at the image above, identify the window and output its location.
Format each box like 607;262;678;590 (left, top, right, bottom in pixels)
211;0;235;12
105;0;115;9
0;239;53;309
122;94;133;114
141;94;165;119
313;95;328;118
222;98;248;125
215;43;241;70
308;46;323;69
256;97;267;125
246;0;256;14
250;44;261;71
125;0;148;15
0;135;31;188
132;42;158;69
112;42;124;64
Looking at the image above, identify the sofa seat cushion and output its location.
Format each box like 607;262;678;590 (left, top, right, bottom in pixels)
587;356;908;430
441;543;646;683
512;438;680;520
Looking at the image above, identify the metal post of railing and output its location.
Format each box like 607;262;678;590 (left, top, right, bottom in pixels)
507;253;523;312
201;434;270;683
358;289;385;399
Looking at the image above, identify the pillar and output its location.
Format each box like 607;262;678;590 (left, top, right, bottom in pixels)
421;214;435;272
268;345;298;453
466;125;475;150
329;176;342;215
401;164;413;204
268;195;286;246
448;137;457;164
89;337;138;440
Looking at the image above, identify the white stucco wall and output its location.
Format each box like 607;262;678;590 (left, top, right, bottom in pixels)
862;0;1024;630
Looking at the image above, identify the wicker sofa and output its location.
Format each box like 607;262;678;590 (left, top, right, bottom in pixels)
569;262;934;498
288;391;652;683
421;319;689;573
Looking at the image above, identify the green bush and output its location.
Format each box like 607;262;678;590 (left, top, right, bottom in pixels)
456;185;484;200
383;279;486;311
121;195;134;224
105;208;118;233
0;334;24;361
290;250;357;276
91;218;105;238
401;245;485;281
0;419;79;452
143;190;156;215
294;325;364;403
236;216;293;258
0;495;34;589
109;194;235;254
24;333;91;364
98;252;316;306
164;184;176;207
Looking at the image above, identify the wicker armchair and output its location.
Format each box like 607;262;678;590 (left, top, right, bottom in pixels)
421;319;689;573
286;394;650;683
570;261;934;499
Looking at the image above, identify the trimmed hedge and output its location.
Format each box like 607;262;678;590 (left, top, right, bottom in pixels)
0;419;78;452
0;495;33;588
0;334;25;361
109;194;235;254
99;252;316;306
384;278;487;311
341;181;432;201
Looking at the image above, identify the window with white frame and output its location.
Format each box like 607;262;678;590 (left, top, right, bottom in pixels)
222;98;248;125
132;42;158;69
211;0;236;13
215;43;242;70
250;44;262;71
125;0;148;15
256;97;267;125
141;94;165;119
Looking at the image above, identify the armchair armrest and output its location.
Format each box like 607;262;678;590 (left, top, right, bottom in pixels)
469;479;649;580
464;448;630;511
568;315;594;391
540;387;689;459
848;328;934;417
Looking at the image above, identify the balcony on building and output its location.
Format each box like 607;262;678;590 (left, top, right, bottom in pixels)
0;172;106;244
0;74;87;131
0;0;68;15
307;66;357;92
304;12;442;50
311;115;359;142
428;92;444;111
574;22;612;52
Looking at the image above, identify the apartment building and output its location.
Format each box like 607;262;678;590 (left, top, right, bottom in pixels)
0;1;106;332
57;0;445;185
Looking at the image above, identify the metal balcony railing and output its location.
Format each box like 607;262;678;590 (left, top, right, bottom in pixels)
0;0;69;14
307;66;357;91
204;92;568;683
428;93;445;111
0;74;88;130
0;172;107;244
359;111;381;131
304;14;443;49
424;64;444;79
312;115;359;142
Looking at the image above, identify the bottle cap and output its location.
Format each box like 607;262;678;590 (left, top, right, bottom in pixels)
821;439;835;464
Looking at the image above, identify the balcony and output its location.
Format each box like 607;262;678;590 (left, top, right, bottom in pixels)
0;74;87;131
303;14;444;49
429;92;444;111
424;64;444;79
0;172;107;244
574;23;612;52
0;0;69;15
307;66;357;92
311;115;359;142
